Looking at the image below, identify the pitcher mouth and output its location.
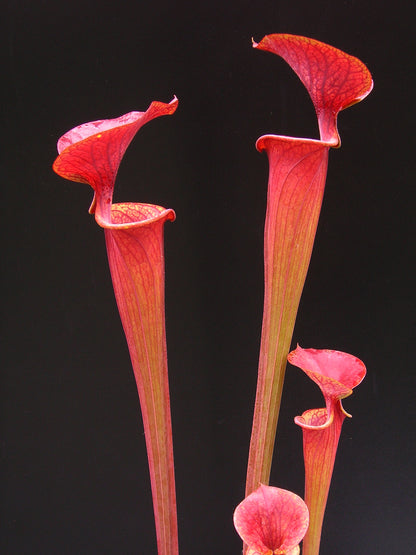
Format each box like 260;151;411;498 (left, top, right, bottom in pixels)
94;202;176;230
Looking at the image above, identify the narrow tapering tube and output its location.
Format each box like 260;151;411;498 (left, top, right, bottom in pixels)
104;203;177;555
289;346;366;555
296;407;344;555
245;34;373;502
246;137;329;495
53;98;179;555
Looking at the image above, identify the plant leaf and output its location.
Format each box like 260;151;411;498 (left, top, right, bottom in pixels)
234;484;309;555
53;100;179;555
253;34;373;145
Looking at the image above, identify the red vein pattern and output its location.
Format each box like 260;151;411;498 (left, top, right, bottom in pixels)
253;34;373;145
234;484;309;555
53;99;179;555
246;137;329;498
245;35;372;508
289;345;366;555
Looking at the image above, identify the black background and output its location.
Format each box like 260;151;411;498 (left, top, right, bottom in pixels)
2;1;415;553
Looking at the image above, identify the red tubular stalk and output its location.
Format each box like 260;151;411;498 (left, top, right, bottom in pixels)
104;204;177;555
296;407;344;555
289;345;367;555
53;99;179;555
246;137;329;495
245;35;373;499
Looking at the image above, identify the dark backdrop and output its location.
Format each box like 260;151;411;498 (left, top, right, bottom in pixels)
2;1;414;553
